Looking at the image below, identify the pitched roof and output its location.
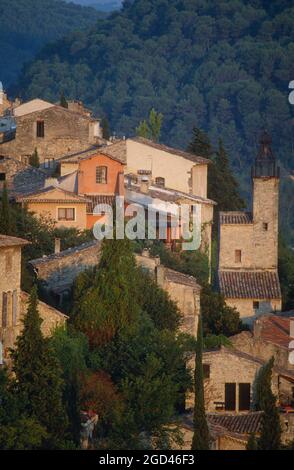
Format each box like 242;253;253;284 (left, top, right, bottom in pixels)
86;195;115;214
165;268;201;291
29;240;100;267
0;234;30;248
16;186;89;203
219;270;281;299
255;314;294;349
130;137;211;164
14;99;54;117
59;142;126;164
220;211;253;224
21;291;68;320
208;412;263;435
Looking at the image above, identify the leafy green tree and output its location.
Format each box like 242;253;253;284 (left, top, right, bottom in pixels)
29;148;40;168
254;357;282;450
136;108;163;142
200;283;242;337
191;314;210;450
11;286;70;449
0;182;12;235
60;92;68;108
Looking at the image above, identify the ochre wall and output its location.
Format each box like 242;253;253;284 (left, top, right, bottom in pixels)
78;153;124;195
26;201;87;230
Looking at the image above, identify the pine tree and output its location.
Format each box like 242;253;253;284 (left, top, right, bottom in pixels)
0;182;12;235
11;286;69;448
29;148;40;168
60;92;68;108
254;357;281;450
188;127;214;158
191;314;210;450
101;116;111;140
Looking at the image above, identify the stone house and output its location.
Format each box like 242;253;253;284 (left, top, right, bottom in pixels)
0;155;46;193
201;346;294;415
29;240;101;309
218;132;282;322
16;186;90;230
0;235;67;365
0;98;102;166
136;249;201;337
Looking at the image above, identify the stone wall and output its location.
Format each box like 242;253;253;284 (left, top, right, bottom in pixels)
0;106;100;164
225;298;282;322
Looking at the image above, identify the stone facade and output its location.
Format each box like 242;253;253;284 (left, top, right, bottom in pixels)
0;155;46;194
218;134;281;321
0;99;102;165
29;241;101;309
0;235;67;365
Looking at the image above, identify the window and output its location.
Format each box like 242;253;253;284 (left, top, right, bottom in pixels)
0;173;6;181
235;249;242;263
263;222;269;231
253;301;260;310
0;340;3;365
96;166;107;184
2;292;8;328
203;364;210;379
58;208;75;221
36;120;45;138
44;158;55;169
225;383;236;411
155;177;165;187
239;383;251;411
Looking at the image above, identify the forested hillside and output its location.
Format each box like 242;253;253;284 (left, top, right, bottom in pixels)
16;0;294;242
0;0;102;86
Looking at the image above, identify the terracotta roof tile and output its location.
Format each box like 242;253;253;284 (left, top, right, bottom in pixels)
86;195;115;214
219;271;281;299
165;268;201;290
256;314;294;349
220;211;253;224
208;412;263;435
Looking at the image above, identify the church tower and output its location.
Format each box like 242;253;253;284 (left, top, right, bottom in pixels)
252;132;280;270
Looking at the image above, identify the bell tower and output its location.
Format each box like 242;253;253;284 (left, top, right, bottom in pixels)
252;132;280;270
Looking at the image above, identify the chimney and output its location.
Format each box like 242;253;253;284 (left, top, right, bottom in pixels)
156;265;165;288
54;238;61;254
44;177;58;188
140;176;149;194
154;255;161;267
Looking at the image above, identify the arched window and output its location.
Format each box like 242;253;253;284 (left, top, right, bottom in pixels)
155;177;165;187
96;166;107;184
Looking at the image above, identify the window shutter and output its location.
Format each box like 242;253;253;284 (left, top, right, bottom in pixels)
2;292;8;327
239;383;251;411
12;290;17;326
225;383;236;411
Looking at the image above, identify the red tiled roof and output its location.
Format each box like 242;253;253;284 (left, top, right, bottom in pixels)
86;195;115;214
256;315;294;349
220;211;253;224
219;271;281;299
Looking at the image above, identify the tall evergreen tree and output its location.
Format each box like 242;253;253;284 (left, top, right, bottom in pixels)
191;314;210;450
11;286;69;448
254;357;281;450
0;182;12;235
136;109;163;142
101;116;111;140
29;148;40;168
246;433;258;450
60;92;68;108
188;127;214;158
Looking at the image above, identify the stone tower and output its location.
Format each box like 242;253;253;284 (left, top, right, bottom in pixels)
252;131;280;270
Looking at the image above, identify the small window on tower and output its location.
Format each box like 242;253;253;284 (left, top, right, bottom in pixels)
203;364;210;379
235;249;242;263
253;301;260;310
263;222;269;231
0;173;6;181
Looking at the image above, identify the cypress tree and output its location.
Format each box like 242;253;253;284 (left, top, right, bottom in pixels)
11;286;69;448
60;92;68;108
191;314;210;450
101;116;111;140
29;148;40;168
254;357;281;450
246;433;258;450
188;127;214;158
0;182;12;235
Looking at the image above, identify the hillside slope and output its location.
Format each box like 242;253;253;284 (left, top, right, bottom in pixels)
16;0;294;241
0;0;101;86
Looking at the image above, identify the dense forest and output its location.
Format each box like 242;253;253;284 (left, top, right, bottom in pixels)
64;0;122;12
16;0;294;242
0;0;102;86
